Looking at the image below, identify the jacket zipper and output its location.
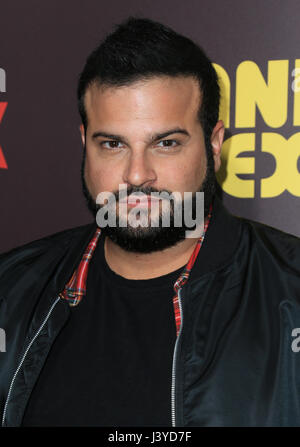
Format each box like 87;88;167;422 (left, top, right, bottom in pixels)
171;287;183;427
1;295;61;427
3;289;183;427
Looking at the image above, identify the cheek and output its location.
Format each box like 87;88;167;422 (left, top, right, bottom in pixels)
85;155;121;195
187;153;207;189
163;159;205;193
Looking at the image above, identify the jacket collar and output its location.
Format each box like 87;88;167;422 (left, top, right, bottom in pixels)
188;194;243;283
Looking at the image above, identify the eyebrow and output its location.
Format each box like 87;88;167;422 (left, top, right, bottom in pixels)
91;127;190;144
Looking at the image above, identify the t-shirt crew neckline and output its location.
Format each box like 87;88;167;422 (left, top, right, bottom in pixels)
96;235;186;290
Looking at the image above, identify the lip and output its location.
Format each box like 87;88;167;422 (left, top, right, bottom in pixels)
119;195;161;207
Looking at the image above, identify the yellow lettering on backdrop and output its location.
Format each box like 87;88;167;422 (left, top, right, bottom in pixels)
261;132;300;197
216;133;255;198
293;59;300;126
213;63;230;128
235;60;289;128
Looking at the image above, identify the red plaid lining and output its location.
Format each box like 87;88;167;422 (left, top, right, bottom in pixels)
58;228;101;306
173;205;212;336
59;203;212;336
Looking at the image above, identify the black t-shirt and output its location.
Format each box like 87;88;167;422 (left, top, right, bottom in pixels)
21;235;184;426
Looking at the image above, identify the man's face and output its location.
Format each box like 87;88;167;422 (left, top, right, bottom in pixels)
80;75;223;253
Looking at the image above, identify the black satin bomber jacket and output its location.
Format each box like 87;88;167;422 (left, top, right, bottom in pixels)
1;196;300;427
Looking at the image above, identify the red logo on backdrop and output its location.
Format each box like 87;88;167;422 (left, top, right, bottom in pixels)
0;102;8;169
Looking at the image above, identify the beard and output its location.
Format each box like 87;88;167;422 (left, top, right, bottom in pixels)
81;136;216;253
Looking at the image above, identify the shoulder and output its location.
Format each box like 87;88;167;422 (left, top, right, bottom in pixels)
0;222;95;287
238;215;300;274
0;222;95;259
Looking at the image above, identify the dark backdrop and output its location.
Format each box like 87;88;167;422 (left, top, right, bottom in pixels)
0;0;299;253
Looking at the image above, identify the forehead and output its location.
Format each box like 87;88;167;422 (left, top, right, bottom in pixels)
84;76;202;131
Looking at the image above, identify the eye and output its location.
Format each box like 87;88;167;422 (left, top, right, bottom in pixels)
100;140;124;149
156;139;179;149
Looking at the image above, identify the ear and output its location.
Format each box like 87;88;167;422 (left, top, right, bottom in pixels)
210;120;224;172
79;124;85;146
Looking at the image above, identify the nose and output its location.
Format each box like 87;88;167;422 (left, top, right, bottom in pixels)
122;150;157;188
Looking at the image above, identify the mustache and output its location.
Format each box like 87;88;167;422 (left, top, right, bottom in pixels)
112;186;173;202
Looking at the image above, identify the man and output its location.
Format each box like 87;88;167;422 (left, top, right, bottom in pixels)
1;16;300;428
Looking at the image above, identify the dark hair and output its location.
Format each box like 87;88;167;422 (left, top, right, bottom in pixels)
77;16;220;142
